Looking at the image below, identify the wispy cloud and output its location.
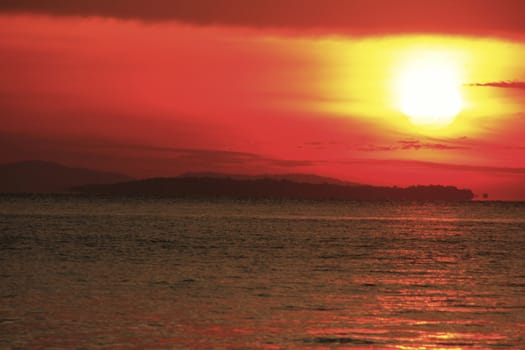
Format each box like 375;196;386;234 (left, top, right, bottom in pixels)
80;142;315;168
337;158;525;176
358;139;470;152
0;132;315;172
466;81;525;90
299;141;340;150
168;148;314;168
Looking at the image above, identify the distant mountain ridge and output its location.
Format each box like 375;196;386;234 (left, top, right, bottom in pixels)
0;160;133;193
1;160;475;201
72;176;474;201
179;172;361;186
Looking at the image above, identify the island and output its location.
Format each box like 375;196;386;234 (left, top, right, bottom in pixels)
71;177;474;201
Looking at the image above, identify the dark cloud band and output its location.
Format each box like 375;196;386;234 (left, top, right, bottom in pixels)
1;0;524;36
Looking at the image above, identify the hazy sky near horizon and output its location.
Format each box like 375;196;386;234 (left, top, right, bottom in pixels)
1;0;525;199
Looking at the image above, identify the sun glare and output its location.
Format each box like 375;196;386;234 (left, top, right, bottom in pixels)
396;54;463;127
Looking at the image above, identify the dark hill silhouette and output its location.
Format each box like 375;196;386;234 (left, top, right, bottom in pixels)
179;172;361;186
0;160;133;193
72;177;474;201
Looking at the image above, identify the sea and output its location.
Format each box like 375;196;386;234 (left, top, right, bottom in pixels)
1;194;524;349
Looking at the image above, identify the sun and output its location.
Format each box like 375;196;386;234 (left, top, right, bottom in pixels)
395;55;463;127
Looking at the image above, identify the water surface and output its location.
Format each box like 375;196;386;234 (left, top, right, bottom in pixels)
1;195;524;349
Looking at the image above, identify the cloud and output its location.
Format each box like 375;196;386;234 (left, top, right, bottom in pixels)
402;160;525;175
338;158;525;175
398;140;470;150
358;145;395;152
299;141;341;150
358;139;470;152
466;81;525;89
163;147;314;168
1;0;525;36
77;141;315;168
0;132;315;175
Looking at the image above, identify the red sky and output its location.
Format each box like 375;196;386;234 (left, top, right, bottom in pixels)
1;0;525;200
